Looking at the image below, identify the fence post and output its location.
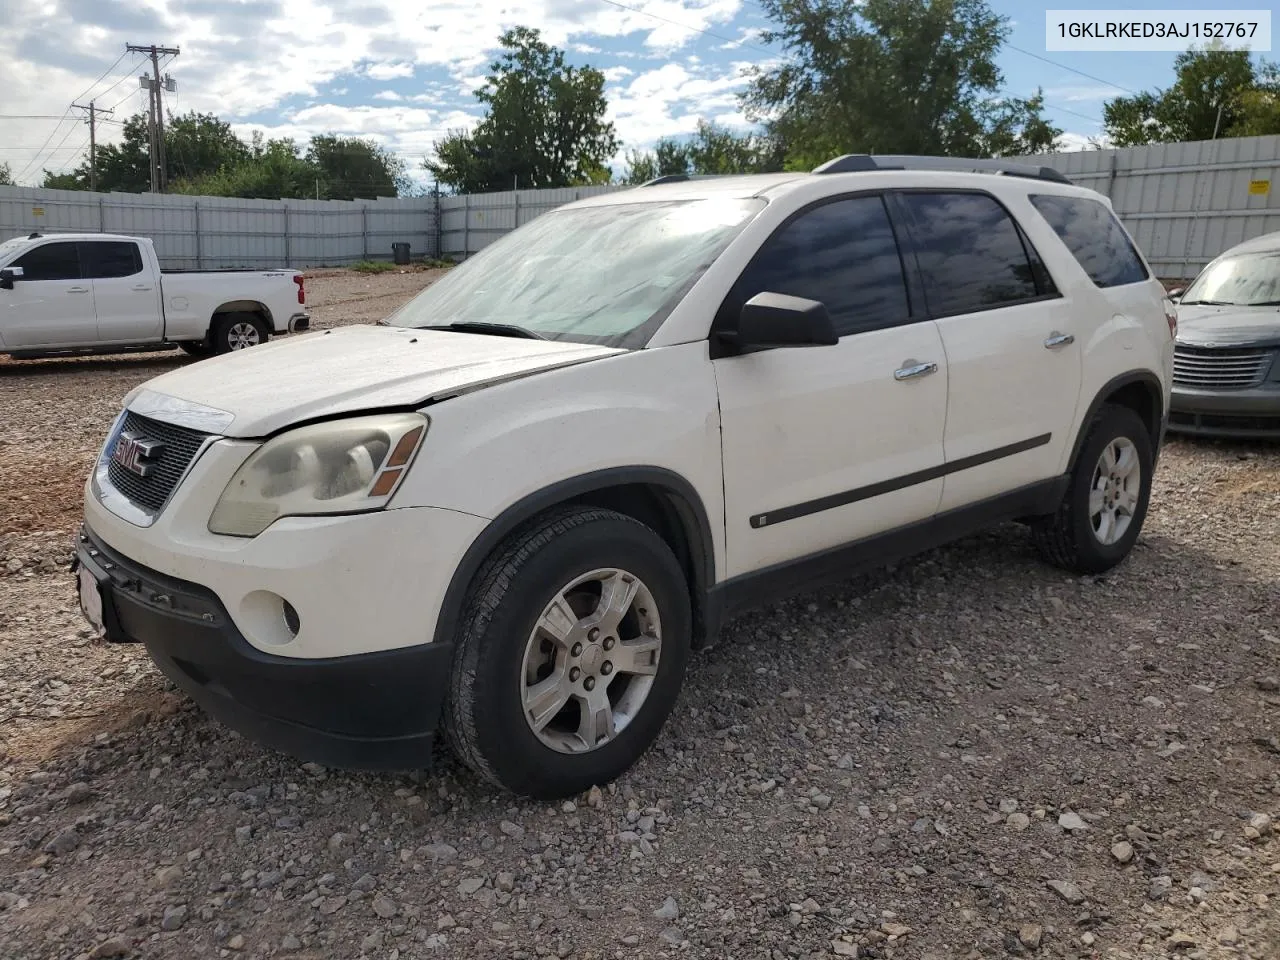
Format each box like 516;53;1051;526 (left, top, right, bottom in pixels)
283;202;291;268
513;191;520;231
432;184;442;259
462;194;470;259
194;201;203;270
361;205;369;261
98;197;106;233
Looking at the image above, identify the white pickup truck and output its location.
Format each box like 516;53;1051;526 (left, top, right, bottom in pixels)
0;232;310;359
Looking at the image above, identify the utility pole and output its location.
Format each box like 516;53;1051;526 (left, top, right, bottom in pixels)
72;101;114;192
126;43;179;192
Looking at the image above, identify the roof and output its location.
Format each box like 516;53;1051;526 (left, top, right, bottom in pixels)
1217;230;1280;258
572;155;1088;210
2;232;147;244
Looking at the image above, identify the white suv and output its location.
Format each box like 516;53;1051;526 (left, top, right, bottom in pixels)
76;156;1176;798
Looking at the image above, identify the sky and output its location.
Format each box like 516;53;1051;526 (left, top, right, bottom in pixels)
0;0;1265;190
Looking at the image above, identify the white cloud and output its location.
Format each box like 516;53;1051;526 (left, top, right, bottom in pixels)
602;66;634;82
1045;84;1121;103
365;61;415;80
1056;131;1111;152
0;0;759;184
607;61;754;149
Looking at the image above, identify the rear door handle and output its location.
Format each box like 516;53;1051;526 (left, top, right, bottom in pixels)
1044;332;1075;349
894;360;938;381
67;286;89;294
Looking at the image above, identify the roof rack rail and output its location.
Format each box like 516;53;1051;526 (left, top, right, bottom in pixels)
812;154;1070;184
640;174;727;186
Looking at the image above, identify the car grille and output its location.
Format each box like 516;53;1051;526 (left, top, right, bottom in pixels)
1172;345;1275;389
106;411;211;512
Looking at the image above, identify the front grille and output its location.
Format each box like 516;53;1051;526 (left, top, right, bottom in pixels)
1173;344;1274;389
105;411;211;512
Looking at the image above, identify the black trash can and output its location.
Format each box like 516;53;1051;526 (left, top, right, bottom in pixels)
392;242;411;265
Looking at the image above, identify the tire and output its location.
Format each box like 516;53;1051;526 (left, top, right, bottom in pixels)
179;339;213;358
211;312;269;354
1032;403;1154;574
445;506;692;799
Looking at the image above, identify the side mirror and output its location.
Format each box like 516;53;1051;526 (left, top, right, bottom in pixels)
0;266;22;290
732;292;838;351
1167;287;1184;301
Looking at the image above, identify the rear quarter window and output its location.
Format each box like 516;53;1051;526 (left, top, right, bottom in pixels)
1030;194;1149;288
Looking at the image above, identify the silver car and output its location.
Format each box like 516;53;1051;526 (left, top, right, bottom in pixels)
1169;232;1280;439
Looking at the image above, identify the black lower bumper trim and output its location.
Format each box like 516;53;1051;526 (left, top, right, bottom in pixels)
77;526;449;771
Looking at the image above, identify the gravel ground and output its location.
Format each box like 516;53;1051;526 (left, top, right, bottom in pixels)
1;269;1278;960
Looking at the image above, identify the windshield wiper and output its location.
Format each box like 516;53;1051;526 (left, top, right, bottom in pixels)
420;321;546;340
1180;299;1233;306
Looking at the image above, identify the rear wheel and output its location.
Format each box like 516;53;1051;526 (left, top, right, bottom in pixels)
445;507;691;799
1032;403;1153;574
211;312;269;354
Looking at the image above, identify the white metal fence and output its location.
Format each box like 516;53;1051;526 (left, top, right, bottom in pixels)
5;134;1280;276
0;187;438;269
0;183;625;269
1029;134;1280;279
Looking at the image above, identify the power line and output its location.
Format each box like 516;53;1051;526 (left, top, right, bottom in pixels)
72;51;130;103
12;115;75;183
1006;44;1137;96
0;114;80;120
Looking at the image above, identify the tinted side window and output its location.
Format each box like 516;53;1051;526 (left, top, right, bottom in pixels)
731;195;910;337
1030;194;1149;288
81;241;143;279
900;192;1040;316
12;242;81;281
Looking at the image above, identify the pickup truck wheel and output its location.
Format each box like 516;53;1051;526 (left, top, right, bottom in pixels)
212;312;269;354
1032;404;1153;574
446;506;691;799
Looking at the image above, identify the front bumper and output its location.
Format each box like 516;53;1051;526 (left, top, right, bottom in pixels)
1169;384;1280;439
76;525;452;770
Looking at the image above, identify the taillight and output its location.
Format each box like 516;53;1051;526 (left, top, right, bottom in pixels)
1163;298;1177;339
294;274;305;305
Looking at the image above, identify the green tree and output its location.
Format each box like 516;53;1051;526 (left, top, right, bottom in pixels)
981;88;1063;156
41;111;252;192
306;135;408;199
621;120;787;184
0;161;12;186
1103;47;1277;145
425;27;619;192
173;136;322;199
744;0;1056;165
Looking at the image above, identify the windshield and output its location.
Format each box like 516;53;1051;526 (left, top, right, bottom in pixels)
387;197;765;348
1182;252;1280;306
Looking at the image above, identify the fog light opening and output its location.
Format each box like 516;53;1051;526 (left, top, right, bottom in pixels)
282;600;301;637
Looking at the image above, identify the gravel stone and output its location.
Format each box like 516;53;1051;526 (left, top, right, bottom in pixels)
653;896;679;921
1047;880;1085;904
160;905;188;931
1110;840;1134;863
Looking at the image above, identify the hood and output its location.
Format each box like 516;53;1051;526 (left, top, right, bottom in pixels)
125;324;623;437
1176;303;1280;349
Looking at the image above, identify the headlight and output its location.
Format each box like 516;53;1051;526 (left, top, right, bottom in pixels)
208;413;427;537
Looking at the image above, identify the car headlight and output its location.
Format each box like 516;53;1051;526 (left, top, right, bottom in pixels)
208;413;427;537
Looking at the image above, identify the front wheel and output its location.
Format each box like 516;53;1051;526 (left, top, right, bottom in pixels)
211;312;269;354
1032;403;1154;574
445;507;691;799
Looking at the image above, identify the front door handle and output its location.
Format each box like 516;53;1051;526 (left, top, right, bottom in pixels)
67;286;89;294
894;360;938;381
132;284;154;292
1044;332;1075;349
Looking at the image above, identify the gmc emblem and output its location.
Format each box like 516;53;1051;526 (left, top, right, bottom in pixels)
112;432;165;478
